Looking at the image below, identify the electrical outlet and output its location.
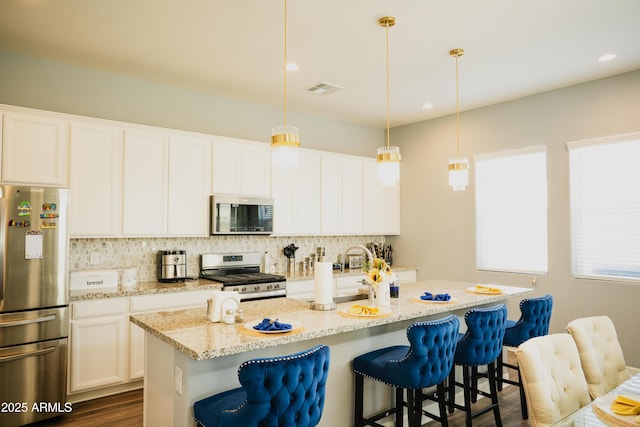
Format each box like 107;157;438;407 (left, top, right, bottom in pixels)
174;366;182;395
530;276;537;286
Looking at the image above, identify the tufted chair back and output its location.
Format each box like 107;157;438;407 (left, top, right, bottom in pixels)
566;316;632;398
503;294;553;347
515;333;591;427
198;344;330;427
455;304;508;366
379;314;460;389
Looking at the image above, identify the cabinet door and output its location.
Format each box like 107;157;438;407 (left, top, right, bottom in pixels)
241;142;271;196
363;161;400;235
320;155;342;234
122;129;169;236
2;111;68;185
212;139;271;197
167;134;211;236
129;323;145;380
320;154;363;235
272;149;320;235
69;315;128;392
211;139;242;195
69;121;123;236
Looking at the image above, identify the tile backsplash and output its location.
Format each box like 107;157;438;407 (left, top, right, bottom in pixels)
70;235;386;282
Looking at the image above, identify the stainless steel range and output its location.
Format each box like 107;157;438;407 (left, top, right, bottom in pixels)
200;252;286;300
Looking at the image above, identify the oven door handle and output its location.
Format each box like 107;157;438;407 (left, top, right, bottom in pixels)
0;345;56;363
0;314;56;328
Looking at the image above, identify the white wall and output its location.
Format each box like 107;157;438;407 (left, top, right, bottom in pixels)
390;70;640;366
0;50;382;156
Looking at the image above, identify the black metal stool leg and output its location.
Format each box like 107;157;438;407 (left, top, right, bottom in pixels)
355;373;364;427
487;362;503;427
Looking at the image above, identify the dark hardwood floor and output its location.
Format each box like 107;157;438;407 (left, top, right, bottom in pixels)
30;358;529;426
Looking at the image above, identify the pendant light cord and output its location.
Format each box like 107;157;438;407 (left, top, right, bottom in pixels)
455;54;460;157
283;0;288;127
385;22;390;148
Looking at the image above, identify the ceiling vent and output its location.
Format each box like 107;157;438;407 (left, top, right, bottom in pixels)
306;82;344;95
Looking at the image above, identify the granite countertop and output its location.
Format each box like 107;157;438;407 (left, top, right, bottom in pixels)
69;265;417;301
129;280;533;361
69;278;223;302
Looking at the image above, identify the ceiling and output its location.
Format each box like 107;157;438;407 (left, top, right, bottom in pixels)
1;0;640;128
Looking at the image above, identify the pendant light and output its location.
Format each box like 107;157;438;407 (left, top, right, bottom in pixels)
448;48;470;191
271;0;300;168
376;16;401;186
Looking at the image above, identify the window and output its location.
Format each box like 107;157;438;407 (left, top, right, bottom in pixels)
568;134;640;281
475;147;548;274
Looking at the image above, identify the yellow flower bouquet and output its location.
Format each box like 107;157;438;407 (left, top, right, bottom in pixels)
364;258;394;289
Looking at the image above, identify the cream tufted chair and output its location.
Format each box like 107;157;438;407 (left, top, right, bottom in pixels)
515;333;591;427
566;316;636;398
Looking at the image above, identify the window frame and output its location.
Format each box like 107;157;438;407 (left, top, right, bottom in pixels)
474;146;549;275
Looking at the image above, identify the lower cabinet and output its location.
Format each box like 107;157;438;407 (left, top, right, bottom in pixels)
69;298;129;393
69;290;216;397
285;270;416;302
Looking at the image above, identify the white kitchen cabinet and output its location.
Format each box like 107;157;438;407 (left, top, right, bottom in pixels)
1;111;68;186
69;121;123;237
129;290;215;380
212;138;271;197
167;134;212;236
320;153;363;235
121;128;169;236
69;298;129;393
285;279;316;301
363;160;400;235
272;149;321;235
336;274;367;296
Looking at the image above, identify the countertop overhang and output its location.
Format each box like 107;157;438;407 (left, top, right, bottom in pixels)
130;280;533;361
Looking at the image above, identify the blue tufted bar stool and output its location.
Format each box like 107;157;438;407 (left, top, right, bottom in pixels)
193;344;330;427
447;304;507;427
353;315;460;427
496;294;553;419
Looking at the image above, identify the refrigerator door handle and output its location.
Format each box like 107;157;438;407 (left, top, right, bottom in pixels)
0;314;56;328
0;345;56;363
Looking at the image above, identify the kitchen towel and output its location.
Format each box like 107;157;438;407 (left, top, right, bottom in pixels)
314;261;333;305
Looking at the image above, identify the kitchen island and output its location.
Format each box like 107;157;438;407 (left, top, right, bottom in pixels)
130;280;533;426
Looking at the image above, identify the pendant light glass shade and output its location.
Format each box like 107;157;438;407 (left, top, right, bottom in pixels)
377;145;401;185
448;157;470;191
376;16;400;186
271;125;300;167
448;48;469;191
271;0;299;168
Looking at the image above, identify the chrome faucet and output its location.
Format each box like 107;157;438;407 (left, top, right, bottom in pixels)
341;245;374;273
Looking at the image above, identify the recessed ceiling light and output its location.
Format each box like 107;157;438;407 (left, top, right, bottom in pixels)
597;53;616;62
421;103;434;109
285;63;299;71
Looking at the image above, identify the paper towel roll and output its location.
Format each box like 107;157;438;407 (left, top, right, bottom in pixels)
314;262;333;305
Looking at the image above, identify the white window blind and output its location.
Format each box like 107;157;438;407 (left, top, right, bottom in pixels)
568;134;640;281
475;147;548;274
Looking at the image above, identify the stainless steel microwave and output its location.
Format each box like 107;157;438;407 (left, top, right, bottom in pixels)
210;195;274;235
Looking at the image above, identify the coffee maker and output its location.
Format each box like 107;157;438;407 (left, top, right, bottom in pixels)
158;250;187;282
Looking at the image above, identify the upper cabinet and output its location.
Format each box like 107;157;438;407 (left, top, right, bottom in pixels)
363;160;400;235
212;138;271;197
122;129;212;237
272;149;321;235
320;153;363;235
1;111;68;186
167;134;211;236
122;129;169;236
69;120;123;237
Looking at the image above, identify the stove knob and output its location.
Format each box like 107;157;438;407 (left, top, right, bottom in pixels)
274;283;280;289
241;287;247;292
253;285;260;292
266;284;273;290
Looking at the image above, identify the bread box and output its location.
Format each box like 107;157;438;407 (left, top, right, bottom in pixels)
70;269;119;291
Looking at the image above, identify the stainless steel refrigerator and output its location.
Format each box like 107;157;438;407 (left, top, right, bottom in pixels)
0;185;69;427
